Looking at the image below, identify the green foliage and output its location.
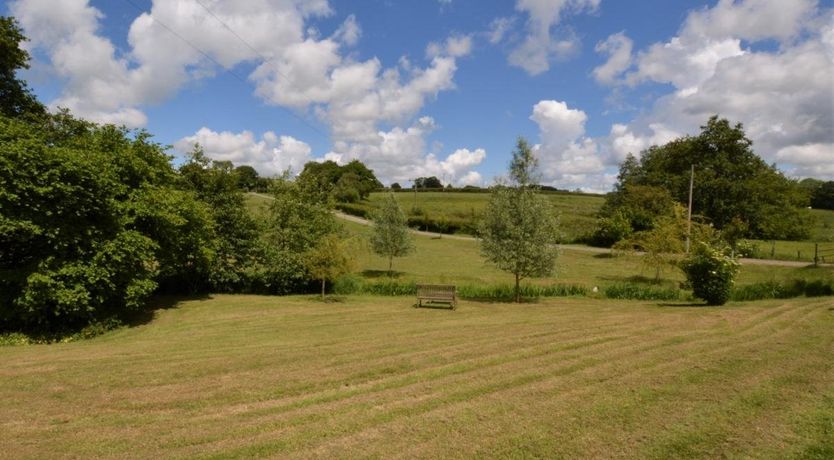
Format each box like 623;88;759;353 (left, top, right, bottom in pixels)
810;181;834;210
233;165;260;191
413;176;443;189
680;242;740;305
370;193;415;274
480;138;561;302
590;211;633;247
509;136;538;187
178;145;259;292
605;116;811;241
298;159;382;203
0;17;45;118
303;233;358;298
603;283;685;301
731;278;834;301
613;205;689;281
0;114;187;330
251;178;341;295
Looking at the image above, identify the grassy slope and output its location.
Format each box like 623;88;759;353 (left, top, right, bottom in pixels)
367;191;605;242
2;295;832;458
246;193;834;289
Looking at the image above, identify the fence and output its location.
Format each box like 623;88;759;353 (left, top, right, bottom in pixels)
815;243;834;266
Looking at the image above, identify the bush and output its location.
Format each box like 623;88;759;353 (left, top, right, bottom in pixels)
680;243;740;305
589;212;632;247
603;283;684;301
731;278;834;301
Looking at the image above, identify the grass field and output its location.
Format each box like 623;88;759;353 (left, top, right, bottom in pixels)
246;192;834;291
364;191;605;242
2;295;832;458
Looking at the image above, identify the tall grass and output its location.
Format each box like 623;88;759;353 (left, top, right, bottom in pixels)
731;278;834;301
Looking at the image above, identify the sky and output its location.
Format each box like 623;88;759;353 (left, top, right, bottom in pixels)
6;0;834;192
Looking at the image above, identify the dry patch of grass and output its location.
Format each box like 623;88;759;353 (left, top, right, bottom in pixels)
1;295;832;458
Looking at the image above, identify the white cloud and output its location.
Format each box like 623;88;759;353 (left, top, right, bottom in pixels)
488;17;515;44
597;0;834;181
10;0;333;127
529;100;608;191
592;32;633;85
174;128;313;177
508;0;599;75
425;34;472;58
13;0;481;183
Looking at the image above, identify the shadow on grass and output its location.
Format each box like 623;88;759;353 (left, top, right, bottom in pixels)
456;297;541;304
593;253;617;259
658;302;709;308
123;293;211;328
413;303;455;310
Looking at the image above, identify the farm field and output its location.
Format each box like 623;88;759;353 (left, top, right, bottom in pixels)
246;192;834;290
2;295;832;458
248;192;834;263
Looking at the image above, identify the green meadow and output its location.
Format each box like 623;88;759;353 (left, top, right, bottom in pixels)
2;295;832;458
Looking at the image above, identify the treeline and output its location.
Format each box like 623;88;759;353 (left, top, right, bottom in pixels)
0;17;368;333
590;116;814;247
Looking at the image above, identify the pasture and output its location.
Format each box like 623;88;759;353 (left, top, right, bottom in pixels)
2;295;832;458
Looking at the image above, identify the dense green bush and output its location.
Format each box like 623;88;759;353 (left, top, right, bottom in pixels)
680;243;740;305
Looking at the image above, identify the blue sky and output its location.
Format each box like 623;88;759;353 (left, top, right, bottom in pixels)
8;0;833;191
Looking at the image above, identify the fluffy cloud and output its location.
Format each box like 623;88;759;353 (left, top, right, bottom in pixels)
508;0;599;75
10;0;333;127
529;100;609;192
324;117;487;186
594;0;834;180
592;32;633;85
13;0;484;184
174;128;313;176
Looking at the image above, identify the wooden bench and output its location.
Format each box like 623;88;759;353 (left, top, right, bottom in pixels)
416;284;457;309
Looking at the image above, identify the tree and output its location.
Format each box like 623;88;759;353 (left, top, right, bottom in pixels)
604;116;811;240
810;181;834;210
480;137;560;302
614;205;687;282
253;177;341;294
414;176;443;189
297;159;382;202
303;233;357;299
0;112;213;331
0;17;45;118
390;182;402;191
234;165;259;191
370;193;415;275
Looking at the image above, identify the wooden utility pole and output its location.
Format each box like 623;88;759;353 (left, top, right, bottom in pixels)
686;164;694;254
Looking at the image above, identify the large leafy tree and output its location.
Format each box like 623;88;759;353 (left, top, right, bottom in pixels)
0;17;45;118
298;159;382;203
604;116;810;240
370;193;415;276
480;137;560;303
0;113;216;331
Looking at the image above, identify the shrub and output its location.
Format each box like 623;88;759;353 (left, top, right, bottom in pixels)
680;243;740;305
603;283;684;301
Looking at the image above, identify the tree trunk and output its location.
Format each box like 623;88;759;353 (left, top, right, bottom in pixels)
321;278;326;300
388;256;393;277
515;272;520;303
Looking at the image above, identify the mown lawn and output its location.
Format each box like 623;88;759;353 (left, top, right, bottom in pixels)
1;295;832;458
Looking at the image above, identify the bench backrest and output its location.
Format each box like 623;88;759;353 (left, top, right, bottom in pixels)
416;284;456;297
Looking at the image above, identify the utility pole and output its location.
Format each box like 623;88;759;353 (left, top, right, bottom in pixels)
685;164;694;254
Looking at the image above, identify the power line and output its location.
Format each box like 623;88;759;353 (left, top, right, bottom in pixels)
120;0;329;139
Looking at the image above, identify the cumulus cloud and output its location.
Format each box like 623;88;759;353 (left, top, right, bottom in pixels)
12;0;485;184
488;17;515;44
596;0;834;180
592;32;633;85
508;0;600;75
174;128;313;176
529;100;609;192
324;117;487;186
